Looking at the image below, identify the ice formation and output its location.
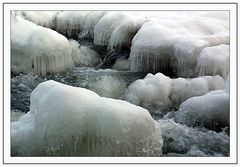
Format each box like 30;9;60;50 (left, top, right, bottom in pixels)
56;11;89;37
130;11;229;77
78;11;105;39
11;15;74;75
108;15;145;52
15;11;59;28
88;75;127;99
174;90;229;131
112;57;130;71
93;12;128;46
11;80;163;156
197;44;229;78
159;119;229;156
125;72;225;111
69;39;100;67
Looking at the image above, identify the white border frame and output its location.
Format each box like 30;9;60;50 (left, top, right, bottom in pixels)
2;2;238;164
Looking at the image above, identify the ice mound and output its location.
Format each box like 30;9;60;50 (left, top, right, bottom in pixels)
11;80;162;156
16;11;59;28
78;11;105;39
125;72;225;111
11;15;74;75
174;90;229;131
56;11;89;37
130;11;229;77
93;12;128;46
88;75;127;99
69;39;100;67
112;57;130;71
108;15;145;52
159;119;229;156
197;44;229;78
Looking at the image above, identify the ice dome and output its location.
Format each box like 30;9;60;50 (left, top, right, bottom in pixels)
130;11;229;77
11;15;74;75
125;72;225;111
11;80;163;156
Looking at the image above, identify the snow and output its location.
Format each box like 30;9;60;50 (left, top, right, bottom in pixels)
11;15;74;75
174;90;229;131
11;80;162;156
130;11;229;77
197;44;229;78
69;39;100;67
125;72;225;111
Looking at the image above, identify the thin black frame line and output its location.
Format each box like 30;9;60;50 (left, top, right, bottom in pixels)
3;2;238;165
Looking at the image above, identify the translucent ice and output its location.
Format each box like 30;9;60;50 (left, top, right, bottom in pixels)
11;80;163;156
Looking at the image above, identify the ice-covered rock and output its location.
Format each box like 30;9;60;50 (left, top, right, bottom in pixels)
130;11;229;77
174;90;229;131
108;14;145;52
125;72;225;111
11;80;162;156
16;11;59;28
11;15;74;75
197;44;229;78
56;11;89;37
94;12;128;46
112;57;130;71
69;39;100;67
78;11;105;39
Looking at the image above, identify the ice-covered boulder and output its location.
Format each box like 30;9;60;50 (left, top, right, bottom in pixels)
108;14;145;52
130;11;229;77
197;44;229;78
11;15;74;75
174;90;229;131
78;11;105;39
15;11;59;28
125;72;225;111
69;39;100;67
11;80;162;156
56;11;89;37
93;12;128;46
